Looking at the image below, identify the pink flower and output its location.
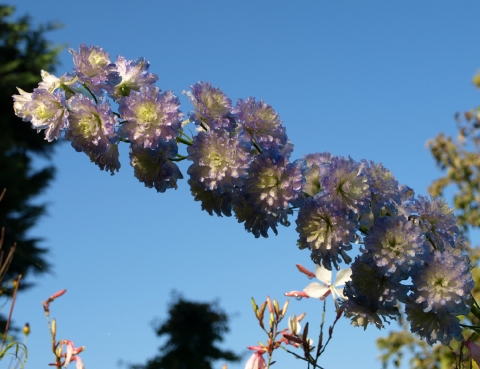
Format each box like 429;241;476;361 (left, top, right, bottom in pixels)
244;351;266;369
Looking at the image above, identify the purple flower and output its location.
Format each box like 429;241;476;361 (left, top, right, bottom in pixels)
294;152;333;205
244;154;302;220
130;142;183;192
118;86;183;150
411;250;473;316
70;44;120;95
412;196;459;251
188;178;233;217
13;88;69;142
295;197;357;270
320;156;371;214
405;299;463;345
232;195;280;238
235;97;289;155
88;143;121;175
187;130;252;193
111;56;158;100
185;82;235;131
342;255;407;329
362;161;401;218
65;94;118;155
233;155;299;237
363;215;429;281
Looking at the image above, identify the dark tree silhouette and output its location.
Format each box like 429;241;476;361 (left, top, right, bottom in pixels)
130;294;241;369
0;5;61;286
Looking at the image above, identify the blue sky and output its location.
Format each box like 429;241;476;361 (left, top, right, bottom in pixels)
8;1;480;368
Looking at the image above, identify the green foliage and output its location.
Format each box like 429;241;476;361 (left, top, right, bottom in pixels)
428;109;480;231
0;4;62;288
130;293;241;369
0;340;27;368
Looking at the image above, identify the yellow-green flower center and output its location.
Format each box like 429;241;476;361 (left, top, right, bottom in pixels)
88;51;108;67
136;102;157;123
78;114;100;137
36;103;52;119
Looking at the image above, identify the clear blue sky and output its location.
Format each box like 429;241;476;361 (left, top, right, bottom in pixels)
9;1;480;368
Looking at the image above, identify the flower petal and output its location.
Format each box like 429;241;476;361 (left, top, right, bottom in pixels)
304;282;329;298
334;268;352;287
314;264;332;284
333;286;347;300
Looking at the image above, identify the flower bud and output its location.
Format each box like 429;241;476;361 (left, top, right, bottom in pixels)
281;300;289;317
273;300;279;316
258;301;267;321
267;296;273;313
251;297;259;318
51;319;56;337
23;323;30;337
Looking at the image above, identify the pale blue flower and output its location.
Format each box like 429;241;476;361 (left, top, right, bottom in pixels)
70;44;120;95
130;142;183;192
235;97;289;155
13;88;69;141
411;250;473;316
118;86;183;150
188;179;234;217
88;143;121;175
65;94;118;155
295;197;357;270
363;215;429;281
320;156;370;214
185;82;235;131
405;299;463;345
111;56;158;100
187;130;252;193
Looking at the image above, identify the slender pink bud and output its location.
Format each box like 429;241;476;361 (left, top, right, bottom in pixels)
50;289;67;300
284;291;309;298
247;345;267;353
296;264;315;279
43;289;67;313
267;296;273;313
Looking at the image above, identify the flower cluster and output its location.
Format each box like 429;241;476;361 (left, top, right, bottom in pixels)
13;44;182;187
13;44;475;347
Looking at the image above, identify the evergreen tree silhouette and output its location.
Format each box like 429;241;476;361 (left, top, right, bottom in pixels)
130;293;241;369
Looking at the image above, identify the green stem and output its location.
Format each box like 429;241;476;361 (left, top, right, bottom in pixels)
169;155;188;162
176;136;193;146
278;346;324;369
82;83;98;104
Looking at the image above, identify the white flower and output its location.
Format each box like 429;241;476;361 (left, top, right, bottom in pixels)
303;264;352;309
288;315;301;334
